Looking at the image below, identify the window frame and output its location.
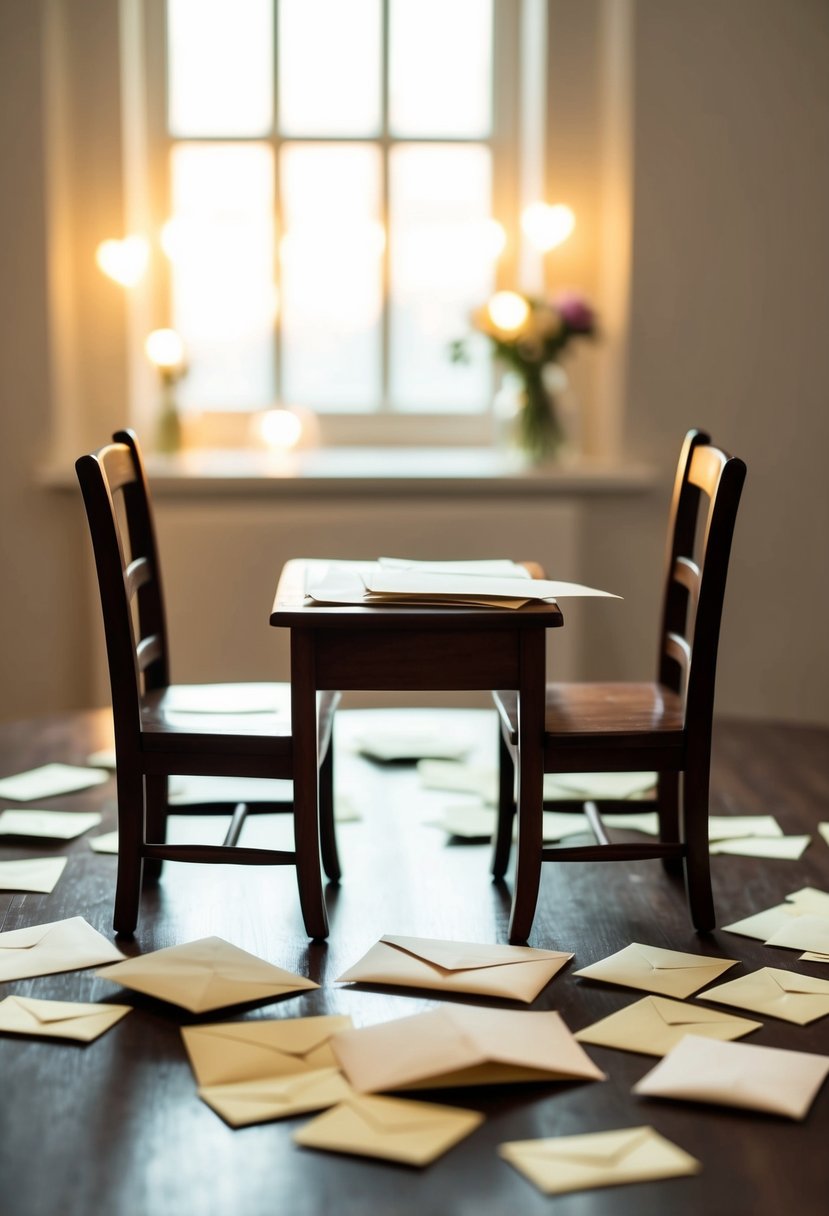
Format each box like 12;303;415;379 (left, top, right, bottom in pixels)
140;0;528;447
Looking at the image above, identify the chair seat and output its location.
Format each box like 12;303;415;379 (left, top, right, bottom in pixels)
494;682;685;744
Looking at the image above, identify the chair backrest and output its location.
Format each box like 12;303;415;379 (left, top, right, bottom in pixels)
76;430;170;745
657;429;746;738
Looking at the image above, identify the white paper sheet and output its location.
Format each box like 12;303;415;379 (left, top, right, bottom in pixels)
0;764;109;802
0;810;102;840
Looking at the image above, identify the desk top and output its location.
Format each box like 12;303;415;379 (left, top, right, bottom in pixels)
270;558;565;631
1;708;827;1216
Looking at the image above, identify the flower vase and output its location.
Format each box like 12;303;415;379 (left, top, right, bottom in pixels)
516;365;565;464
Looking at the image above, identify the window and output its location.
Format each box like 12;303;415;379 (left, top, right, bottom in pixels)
142;0;533;444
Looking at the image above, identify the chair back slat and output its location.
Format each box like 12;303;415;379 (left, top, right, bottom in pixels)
657;430;746;744
76;431;171;749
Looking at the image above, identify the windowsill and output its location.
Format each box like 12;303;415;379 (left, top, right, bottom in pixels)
41;446;656;498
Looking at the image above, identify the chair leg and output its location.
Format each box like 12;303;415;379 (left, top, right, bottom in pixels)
682;761;715;932
657;771;683;877
143;773;168;886
318;743;341;883
492;730;516;879
113;767;144;936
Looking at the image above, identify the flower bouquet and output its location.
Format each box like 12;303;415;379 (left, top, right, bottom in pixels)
452;290;597;461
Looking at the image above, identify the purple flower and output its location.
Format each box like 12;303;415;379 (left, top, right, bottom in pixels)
553;291;596;334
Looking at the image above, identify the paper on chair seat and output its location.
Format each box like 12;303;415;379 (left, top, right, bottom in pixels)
633;1034;829;1120
336;935;572;1003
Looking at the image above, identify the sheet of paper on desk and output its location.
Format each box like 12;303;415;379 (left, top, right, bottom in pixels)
363;569;619;604
0;763;109;801
0;857;67;893
378;557;532;577
0;809;102;839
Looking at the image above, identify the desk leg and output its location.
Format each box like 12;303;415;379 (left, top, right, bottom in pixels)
508;628;545;943
290;629;329;939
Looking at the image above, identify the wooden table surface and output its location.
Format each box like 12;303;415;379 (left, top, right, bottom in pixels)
1;707;828;1216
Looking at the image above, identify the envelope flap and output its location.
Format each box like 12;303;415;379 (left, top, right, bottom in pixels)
766;968;829;997
517;1125;652;1167
11;996;111;1024
381;935;568;972
189;1015;349;1057
349;1093;458;1134
650;997;746;1028
0;921;58;950
633;943;729;973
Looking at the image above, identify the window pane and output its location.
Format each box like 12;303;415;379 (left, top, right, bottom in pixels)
389;0;492;137
389;144;495;413
278;0;381;136
169;144;276;412
280;144;382;412
167;0;273;136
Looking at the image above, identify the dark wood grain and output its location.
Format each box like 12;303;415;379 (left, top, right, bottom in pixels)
0;707;827;1216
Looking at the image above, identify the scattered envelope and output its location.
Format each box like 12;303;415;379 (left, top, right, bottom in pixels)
787;887;829;914
499;1125;701;1195
722;903;802;941
575;995;761;1055
86;749;116;769
96;936;319;1013
764;915;829;955
573;943;738;999
0;917;124;982
801;952;829;964
331;1005;605;1093
352;728;471;763
705;814;783;841
0;857;67;893
336;935;572;1003
294;1093;484;1167
89;831;119;854
701;967;829;1025
0;763;109;801
710;835;810;860
633;1034;829;1120
820;823;829;847
0;810;102;839
428;803;591;842
551;773;657;800
168;774;293;806
182;1015;353;1087
418;760;496;801
199;1067;353;1128
0;995;131;1042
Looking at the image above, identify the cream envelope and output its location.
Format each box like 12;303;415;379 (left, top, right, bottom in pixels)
293;1093;484;1167
787;887;829;914
352;727;471;762
633;1034;829;1120
336;935;572;1003
0;763;108;801
418;760;496;801
722;903;801;941
96;936;318;1013
182;1014;353;1086
575;995;761;1055
820;823;829;847
429;804;591;842
89;830;119;854
0;916;124;982
573;943;738;999
764;915;829;955
801;952;829;964
710;834;810;860
499;1125;701;1195
198;1067;353;1128
331;1005;605;1093
0;810;102;840
0;857;67;893
0;995;131;1042
701;967;829;1025
552;773;657;800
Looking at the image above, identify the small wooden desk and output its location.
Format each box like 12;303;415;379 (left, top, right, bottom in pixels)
270;559;563;940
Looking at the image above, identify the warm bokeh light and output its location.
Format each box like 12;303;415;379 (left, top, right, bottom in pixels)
480;218;506;260
487;290;530;333
144;328;186;372
95;235;150;287
258;408;303;450
520;202;575;252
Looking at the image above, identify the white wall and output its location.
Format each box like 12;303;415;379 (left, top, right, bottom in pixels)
1;0;828;726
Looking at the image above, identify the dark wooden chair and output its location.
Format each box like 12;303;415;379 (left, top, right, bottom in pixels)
76;429;340;938
492;430;747;942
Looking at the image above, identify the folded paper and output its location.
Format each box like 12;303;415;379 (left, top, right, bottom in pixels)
331;1005;605;1093
182;1014;353;1087
89;831;119;854
0;857;67;893
0;763;108;801
293;1093;484;1167
764;915;829;955
575;995;761;1056
0;810;102;840
428;804;591;842
0;995;130;1042
573;943;738;999
633;1034;829;1120
499;1125;701;1195
199;1067;352;1128
709;835;810;860
701;967;829;1025
336;935;572;1003
97;936;318;1013
352;729;470;763
0;917;124;982
162;683;291;715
